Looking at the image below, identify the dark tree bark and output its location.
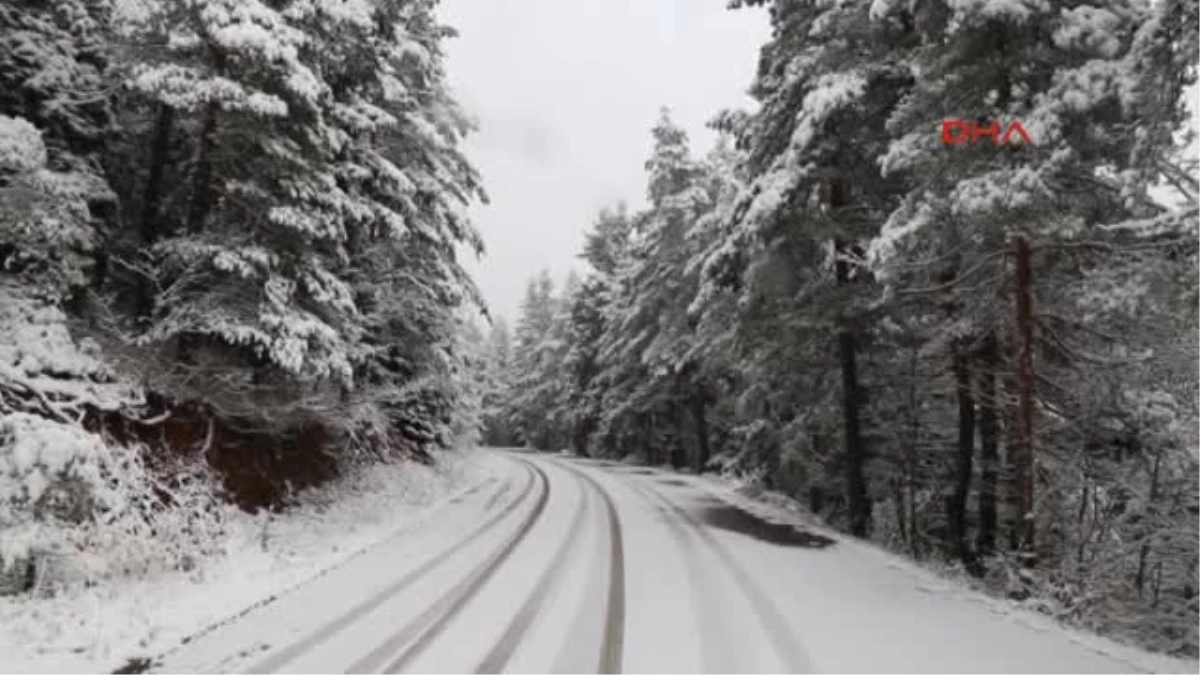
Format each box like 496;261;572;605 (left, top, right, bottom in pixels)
976;331;1000;556
904;346;922;558
572;417;592;458
135;104;175;319
643;414;657;466
1013;237;1036;559
186;48;227;235
140;105;175;242
186;100;220;234
835;238;870;537
690;392;710;473
948;338;976;569
671;400;687;469
1135;446;1164;596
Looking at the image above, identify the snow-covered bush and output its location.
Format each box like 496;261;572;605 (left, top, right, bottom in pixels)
0;281;228;595
0;409;229;596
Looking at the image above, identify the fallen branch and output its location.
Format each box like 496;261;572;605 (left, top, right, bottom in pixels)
0;373;74;424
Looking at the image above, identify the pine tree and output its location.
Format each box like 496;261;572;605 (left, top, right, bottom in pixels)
508;271;561;449
115;0;362;410
479;316;515;446
565;205;633;456
600;109;713;468
868;0;1186;562
104;0;486;440
711;0;913;535
0;0;115;296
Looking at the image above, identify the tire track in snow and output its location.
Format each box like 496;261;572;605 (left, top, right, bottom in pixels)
167;478;499;673
544;456;626;674
246;466;534;673
620;475;740;673
359;458;551;673
474;467;591;673
631;473;815;674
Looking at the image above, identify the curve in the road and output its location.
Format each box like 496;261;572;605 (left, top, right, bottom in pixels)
545;455;626;674
245;465;536;674
365;457;552;674
474;466;592;673
627;472;816;674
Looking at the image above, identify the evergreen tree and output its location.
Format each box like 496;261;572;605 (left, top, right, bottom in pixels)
595;109;713;469
567;205;633;456
0;0;115;297
479;316;515;446
508;270;560;449
709;0;913;535
868;0;1188;562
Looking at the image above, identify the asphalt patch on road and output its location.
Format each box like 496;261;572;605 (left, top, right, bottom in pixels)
655;478;691;487
693;498;835;549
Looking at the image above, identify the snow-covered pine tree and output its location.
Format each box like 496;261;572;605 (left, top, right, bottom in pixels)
566;204;633;457
867;0;1192;567
596;109;714;469
479;316;516;446
0;0;115;297
116;0;362;420
712;0;912;535
681;130;748;474
111;0;485;444
338;0;487;460
507;271;562;449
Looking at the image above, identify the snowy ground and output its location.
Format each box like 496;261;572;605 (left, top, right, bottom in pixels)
654;463;1200;675
0;450;499;674
35;448;1189;674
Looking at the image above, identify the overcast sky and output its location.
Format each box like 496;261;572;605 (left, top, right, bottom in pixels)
440;0;770;324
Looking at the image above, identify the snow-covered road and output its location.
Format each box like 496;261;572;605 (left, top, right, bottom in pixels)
154;450;1181;674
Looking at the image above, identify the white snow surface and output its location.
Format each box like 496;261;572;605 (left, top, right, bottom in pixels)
681;466;1200;675
6;448;1193;674
0;450;498;674
59;451;1200;673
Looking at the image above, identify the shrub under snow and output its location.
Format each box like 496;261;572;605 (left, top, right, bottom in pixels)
0;284;226;596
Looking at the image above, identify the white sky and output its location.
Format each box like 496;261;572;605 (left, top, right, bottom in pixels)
440;0;770;323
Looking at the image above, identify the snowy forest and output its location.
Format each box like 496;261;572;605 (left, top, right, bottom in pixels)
481;0;1200;658
1;0;488;599
1;0;1198;668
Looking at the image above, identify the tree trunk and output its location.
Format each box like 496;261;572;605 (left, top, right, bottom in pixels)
1135;446;1164;596
976;331;1000;556
1013;236;1036;559
136;104;175;319
892;476;909;551
572;417;592;458
690;392;710;473
947;338;976;568
671;400;687;469
186;49;226;235
187;100;220;234
835;239;870;538
645;414;657;466
905;345;922;558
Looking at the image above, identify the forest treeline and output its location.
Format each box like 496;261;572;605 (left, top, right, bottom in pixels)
1;0;485;590
481;0;1200;656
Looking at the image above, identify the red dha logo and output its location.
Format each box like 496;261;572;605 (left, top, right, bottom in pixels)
942;119;1033;146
